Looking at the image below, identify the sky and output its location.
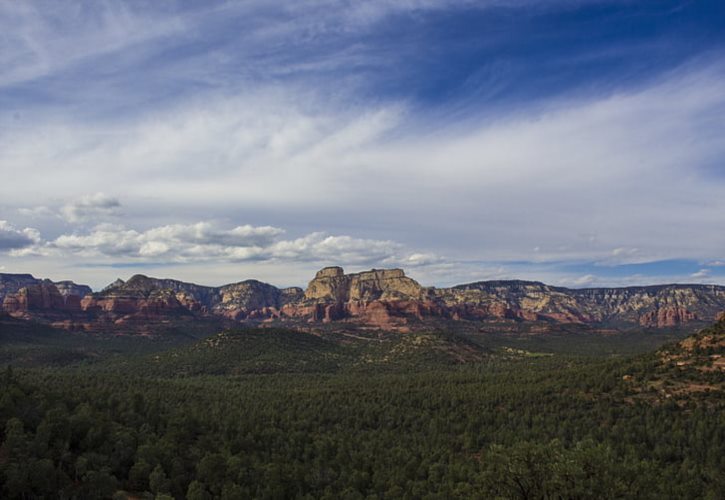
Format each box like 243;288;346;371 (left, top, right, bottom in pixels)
1;0;725;291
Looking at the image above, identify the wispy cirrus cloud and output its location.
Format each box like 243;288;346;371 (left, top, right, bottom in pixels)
1;1;724;288
7;62;724;260
0;1;184;89
2;62;725;286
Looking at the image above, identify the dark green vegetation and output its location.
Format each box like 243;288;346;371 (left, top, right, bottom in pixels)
0;315;206;369
0;321;723;499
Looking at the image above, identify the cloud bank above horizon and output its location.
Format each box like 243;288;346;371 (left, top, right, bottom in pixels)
1;0;724;290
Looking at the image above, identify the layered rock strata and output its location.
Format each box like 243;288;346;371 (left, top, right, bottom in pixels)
2;269;725;332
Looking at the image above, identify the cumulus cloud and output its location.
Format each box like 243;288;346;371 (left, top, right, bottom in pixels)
394;252;445;267
14;221;429;267
50;222;278;261
60;193;122;223
0;220;41;251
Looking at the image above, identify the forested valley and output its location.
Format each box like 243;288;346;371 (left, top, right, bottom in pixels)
1;323;723;499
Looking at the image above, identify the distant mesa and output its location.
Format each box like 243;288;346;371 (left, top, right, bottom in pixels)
1;267;725;334
304;266;425;303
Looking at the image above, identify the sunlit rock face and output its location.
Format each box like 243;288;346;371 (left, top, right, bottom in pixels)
3;269;725;333
287;267;434;328
212;280;301;320
304;267;427;302
434;281;725;328
0;274;91;320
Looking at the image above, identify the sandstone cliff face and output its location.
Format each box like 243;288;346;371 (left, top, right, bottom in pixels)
53;281;92;298
438;281;595;323
0;273;43;300
93;275;304;317
436;281;725;328
291;267;433;327
569;285;721;327
0;274;91;320
638;307;696;328
571;285;724;328
71;275;302;327
303;267;427;302
304;267;348;302
3;268;725;333
1;274;90;301
2;283;64;315
213;280;297;320
101;275;217;305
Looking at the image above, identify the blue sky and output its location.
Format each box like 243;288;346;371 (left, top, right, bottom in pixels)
0;0;724;290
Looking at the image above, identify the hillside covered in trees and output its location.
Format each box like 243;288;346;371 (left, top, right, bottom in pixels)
0;322;723;499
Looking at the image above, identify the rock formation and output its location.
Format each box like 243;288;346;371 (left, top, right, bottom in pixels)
304;267;428;302
0;274;92;320
2;268;725;333
283;267;436;328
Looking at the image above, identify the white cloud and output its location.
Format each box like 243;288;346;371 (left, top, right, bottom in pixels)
2;62;724;270
691;269;711;279
142;222;283;249
138;241;170;258
17;206;55;218
0;2;724;288
48;222;275;261
572;274;598;286
611;247;638;257
13;221;430;268
60;193;121;223
0;220;41;251
394;252;444;267
0;2;184;88
269;232;402;264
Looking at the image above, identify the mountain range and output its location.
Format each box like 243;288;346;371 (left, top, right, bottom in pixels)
2;266;725;335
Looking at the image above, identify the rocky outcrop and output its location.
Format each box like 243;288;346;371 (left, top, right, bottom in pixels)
90;274;305;320
435;281;725;329
438;281;595;323
53;281;92;298
0;273;43;300
77;275;211;331
2;283;63;315
655;318;725;388
638;306;697;328
3;268;725;333
100;274;217;305
214;280;294;320
304;267;428;302
286;267;434;327
1;274;91;320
